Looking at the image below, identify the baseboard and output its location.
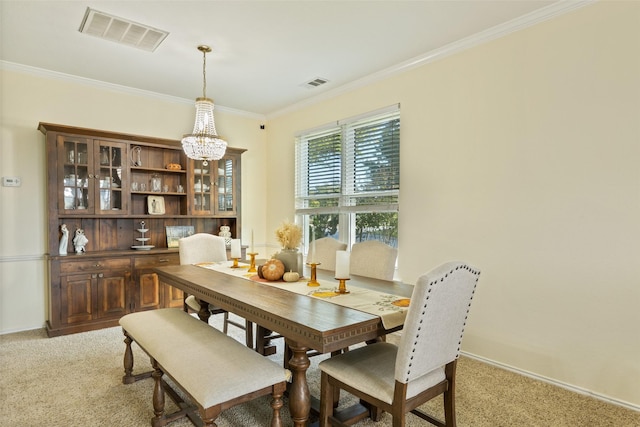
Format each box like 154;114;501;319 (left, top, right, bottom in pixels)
461;351;640;413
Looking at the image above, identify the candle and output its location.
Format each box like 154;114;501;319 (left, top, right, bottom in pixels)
251;229;254;253
335;250;350;279
310;228;316;263
230;239;241;259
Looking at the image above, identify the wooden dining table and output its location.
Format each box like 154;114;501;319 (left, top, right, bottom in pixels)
153;263;413;426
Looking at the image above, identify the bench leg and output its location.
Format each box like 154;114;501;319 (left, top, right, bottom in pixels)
270;384;285;427
151;359;167;427
122;331;135;384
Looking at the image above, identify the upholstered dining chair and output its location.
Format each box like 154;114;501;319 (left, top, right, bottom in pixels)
318;261;481;427
307;237;348;271
179;233;254;349
350;240;398;281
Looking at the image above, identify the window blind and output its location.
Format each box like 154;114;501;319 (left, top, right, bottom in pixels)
296;105;399;215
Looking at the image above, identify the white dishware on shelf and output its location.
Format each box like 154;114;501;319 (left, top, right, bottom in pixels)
131;221;154;250
131;245;155;250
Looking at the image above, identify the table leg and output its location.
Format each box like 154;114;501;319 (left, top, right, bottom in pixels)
197;299;211;323
287;340;311;427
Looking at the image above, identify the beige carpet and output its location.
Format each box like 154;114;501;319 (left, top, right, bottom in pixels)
1;314;638;427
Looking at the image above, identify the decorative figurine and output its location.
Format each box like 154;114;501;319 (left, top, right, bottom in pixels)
73;228;89;253
59;224;68;255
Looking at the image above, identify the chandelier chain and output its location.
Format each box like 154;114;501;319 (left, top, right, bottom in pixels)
202;49;207;98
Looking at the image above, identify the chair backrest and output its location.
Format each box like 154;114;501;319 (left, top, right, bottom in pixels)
350;240;397;280
395;261;480;384
306;237;347;271
179;233;228;265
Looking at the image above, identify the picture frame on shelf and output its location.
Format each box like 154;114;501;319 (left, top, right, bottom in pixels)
147;196;165;215
166;225;195;248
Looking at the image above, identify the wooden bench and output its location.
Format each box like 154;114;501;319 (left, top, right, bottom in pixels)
119;308;289;427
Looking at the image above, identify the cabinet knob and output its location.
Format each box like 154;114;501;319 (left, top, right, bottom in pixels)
91;274;97;279
158;258;169;263
94;263;101;268
98;273;104;278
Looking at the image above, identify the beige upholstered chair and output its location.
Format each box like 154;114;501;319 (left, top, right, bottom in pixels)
319;261;481;427
306;237;347;271
179;233;254;348
350;240;398;280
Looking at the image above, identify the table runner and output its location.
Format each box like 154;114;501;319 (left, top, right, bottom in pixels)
195;261;409;330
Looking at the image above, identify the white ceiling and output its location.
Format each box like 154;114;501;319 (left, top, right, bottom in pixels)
1;1;579;117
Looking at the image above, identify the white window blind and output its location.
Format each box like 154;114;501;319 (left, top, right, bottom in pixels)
296;105;400;216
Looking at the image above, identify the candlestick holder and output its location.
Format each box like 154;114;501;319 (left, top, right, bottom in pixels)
306;262;321;287
335;278;350;294
247;252;258;273
230;258;241;268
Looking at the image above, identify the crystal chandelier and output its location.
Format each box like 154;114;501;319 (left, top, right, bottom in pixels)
181;45;227;166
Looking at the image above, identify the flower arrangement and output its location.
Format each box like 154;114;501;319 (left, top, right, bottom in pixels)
275;221;302;250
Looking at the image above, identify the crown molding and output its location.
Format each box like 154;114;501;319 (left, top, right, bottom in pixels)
266;0;596;119
0;60;265;121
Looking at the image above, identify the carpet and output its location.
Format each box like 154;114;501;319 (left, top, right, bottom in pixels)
1;313;638;426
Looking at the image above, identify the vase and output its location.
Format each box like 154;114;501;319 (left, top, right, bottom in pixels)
274;248;303;277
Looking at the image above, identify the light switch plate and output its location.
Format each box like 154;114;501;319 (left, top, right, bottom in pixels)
2;176;22;187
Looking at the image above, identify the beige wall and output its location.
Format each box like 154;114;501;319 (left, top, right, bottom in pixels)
264;2;639;407
0;69;268;332
1;0;638;410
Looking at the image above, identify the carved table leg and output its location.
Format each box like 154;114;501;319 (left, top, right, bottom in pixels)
287;340;311;427
197;299;211;323
151;359;166;427
122;331;135;384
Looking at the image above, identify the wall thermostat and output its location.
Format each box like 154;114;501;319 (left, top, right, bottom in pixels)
2;176;22;187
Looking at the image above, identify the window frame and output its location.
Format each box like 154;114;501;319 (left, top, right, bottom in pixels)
295;104;400;252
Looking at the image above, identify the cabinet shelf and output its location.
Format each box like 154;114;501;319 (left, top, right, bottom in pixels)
131;191;187;196
131;167;186;174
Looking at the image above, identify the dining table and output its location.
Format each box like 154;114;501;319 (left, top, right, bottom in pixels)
153;262;414;426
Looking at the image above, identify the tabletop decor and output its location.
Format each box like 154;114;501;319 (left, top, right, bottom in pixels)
247;229;258;273
261;258;285;281
335;250;351;294
273;221;303;276
230;239;242;268
306;262;321;287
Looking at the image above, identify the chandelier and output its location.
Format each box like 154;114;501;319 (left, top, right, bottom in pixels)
181;45;227;166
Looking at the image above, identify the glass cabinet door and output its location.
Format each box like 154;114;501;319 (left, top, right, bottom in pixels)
58;137;128;214
60;137;92;213
192;161;212;213
215;157;236;214
95;141;128;214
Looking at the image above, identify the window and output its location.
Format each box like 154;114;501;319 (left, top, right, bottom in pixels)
295;105;400;253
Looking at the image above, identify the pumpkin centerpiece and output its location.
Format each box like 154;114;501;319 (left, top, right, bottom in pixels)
283;270;300;282
261;258;285;281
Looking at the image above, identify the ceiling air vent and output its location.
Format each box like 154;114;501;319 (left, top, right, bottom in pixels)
79;8;169;52
304;77;329;89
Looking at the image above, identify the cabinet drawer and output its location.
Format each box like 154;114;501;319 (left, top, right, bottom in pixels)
60;258;131;274
134;253;180;269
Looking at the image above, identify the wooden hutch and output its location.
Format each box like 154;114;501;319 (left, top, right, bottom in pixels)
40;123;245;336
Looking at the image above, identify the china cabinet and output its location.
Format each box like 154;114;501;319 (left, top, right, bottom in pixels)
40;123;245;336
